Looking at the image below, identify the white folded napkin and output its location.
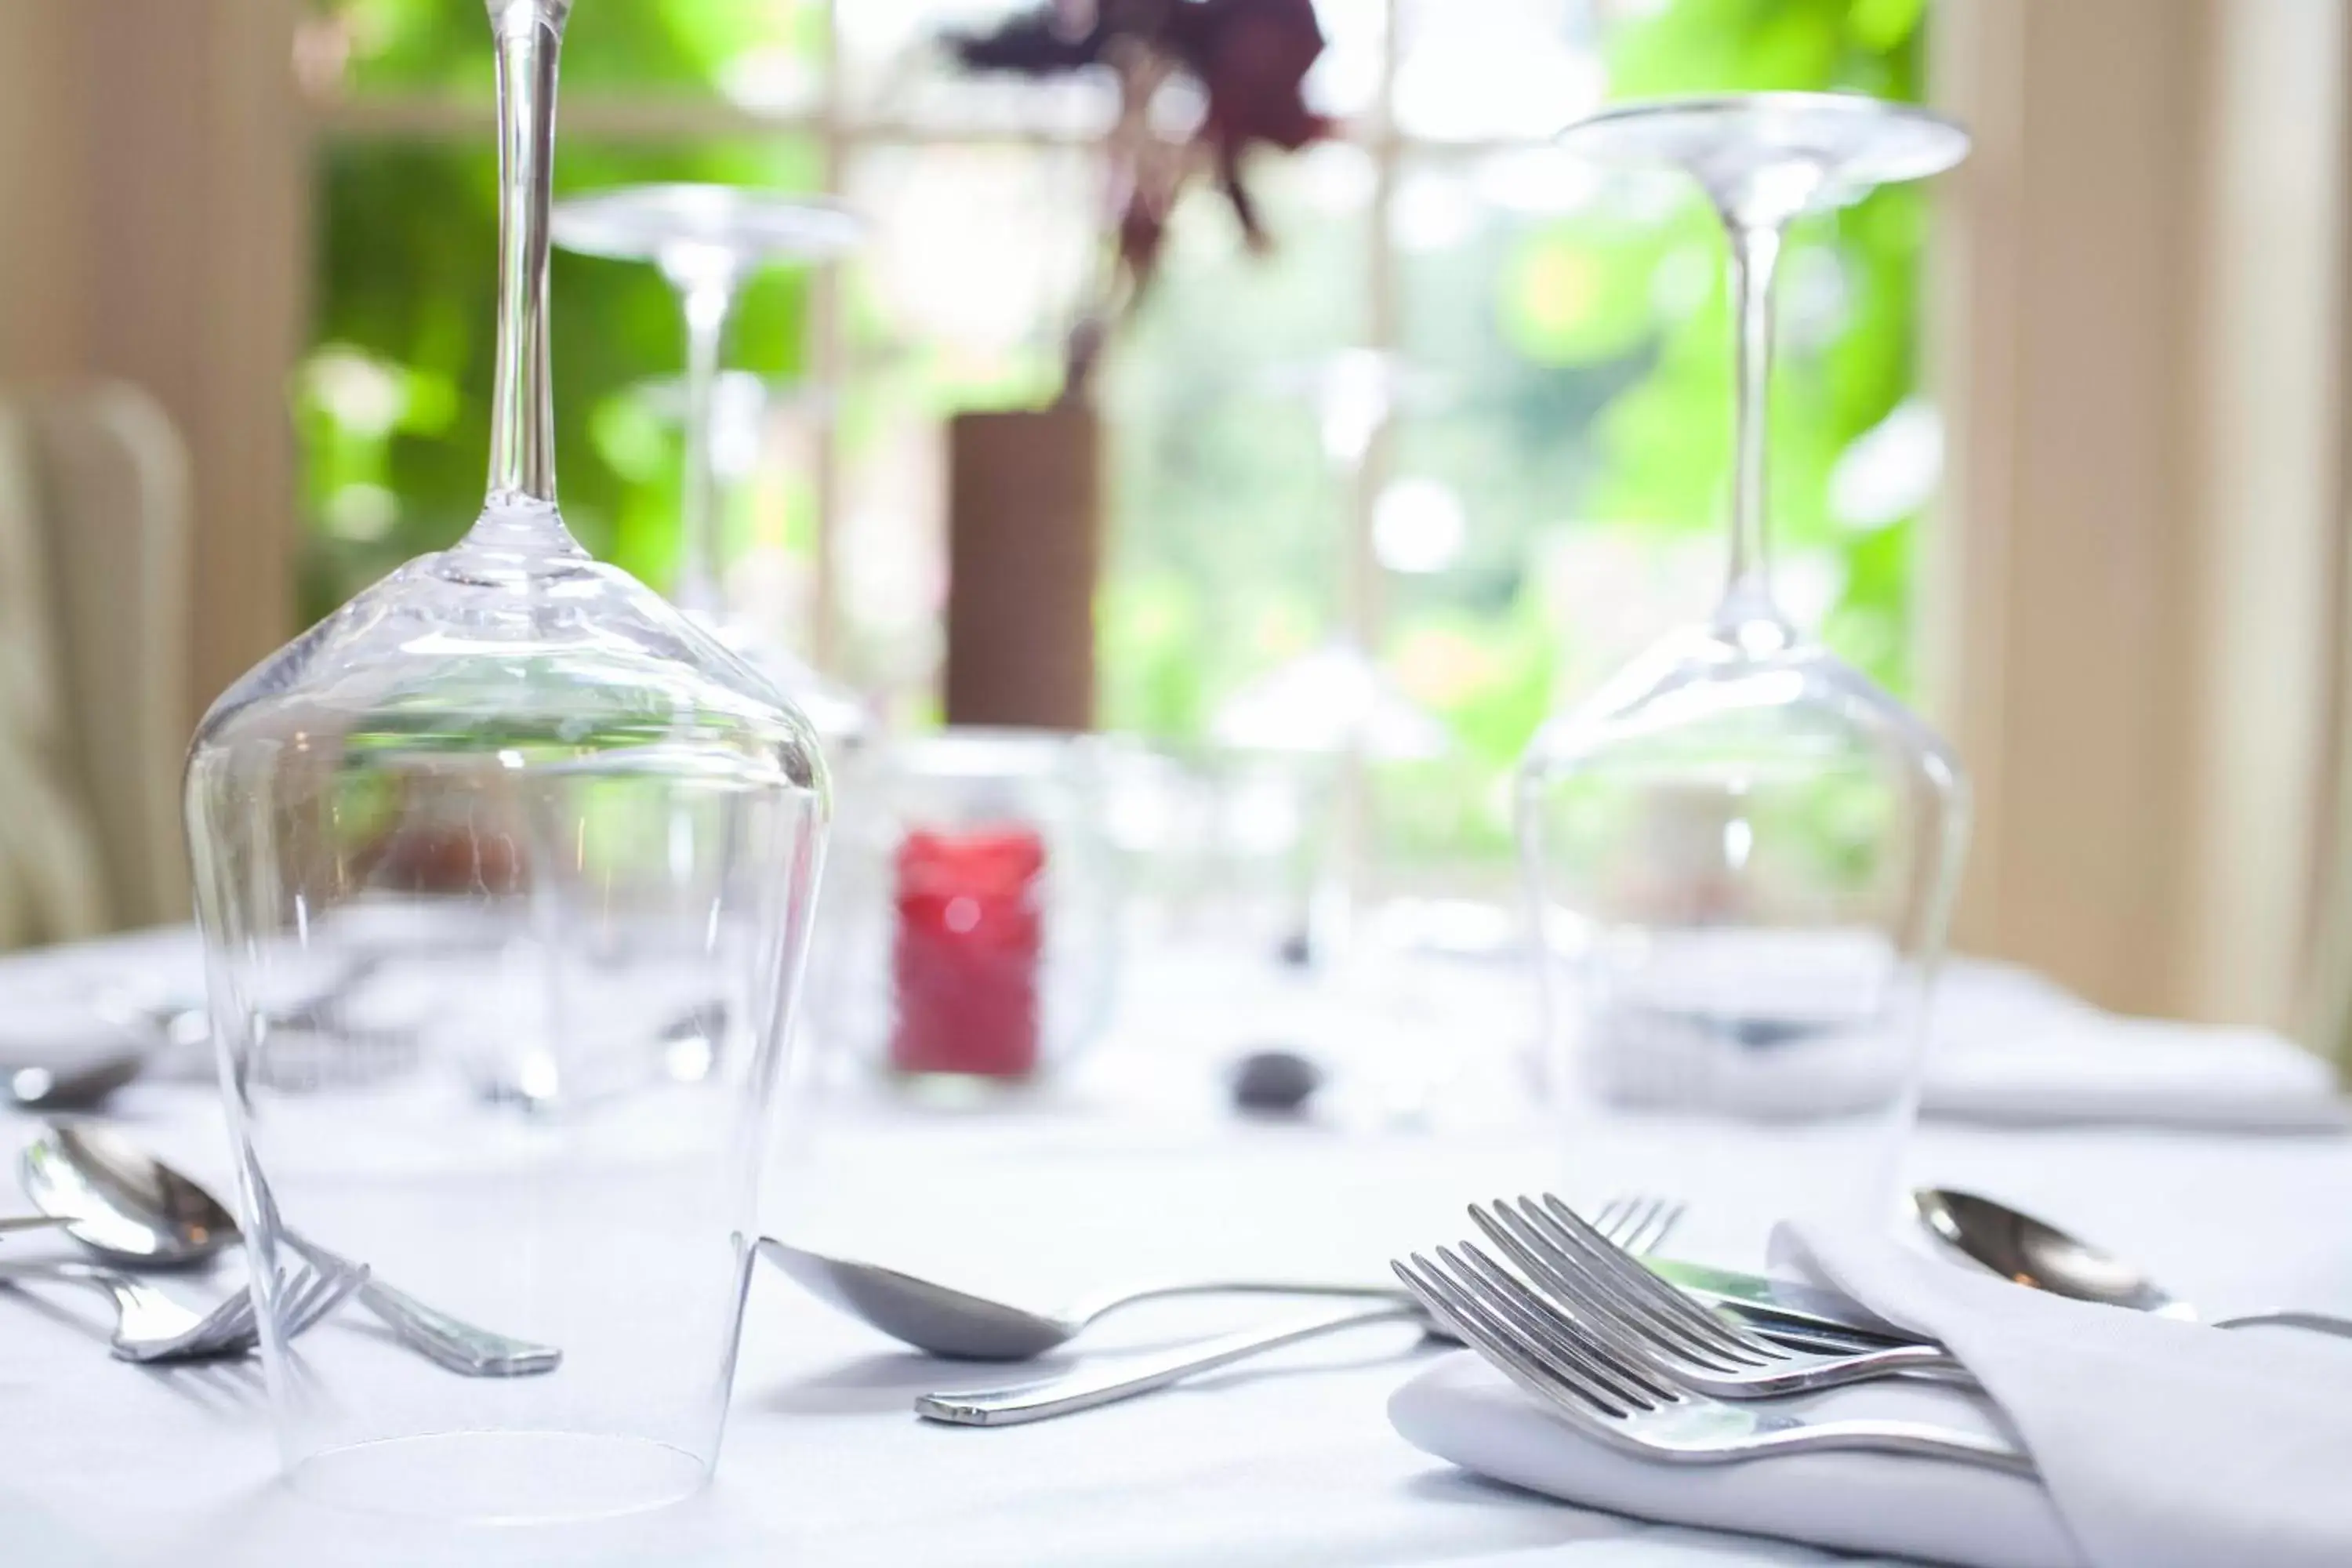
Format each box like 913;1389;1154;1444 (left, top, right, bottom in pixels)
1785;1222;2352;1567
1390;1225;2352;1567
1921;1010;2346;1131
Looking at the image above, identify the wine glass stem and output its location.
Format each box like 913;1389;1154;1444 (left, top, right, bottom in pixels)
677;278;738;619
1723;217;1785;617
485;2;567;508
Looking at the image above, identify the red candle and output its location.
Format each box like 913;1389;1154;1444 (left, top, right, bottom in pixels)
890;825;1047;1080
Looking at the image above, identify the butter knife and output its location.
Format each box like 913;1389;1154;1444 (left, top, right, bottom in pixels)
1647;1255;1927;1346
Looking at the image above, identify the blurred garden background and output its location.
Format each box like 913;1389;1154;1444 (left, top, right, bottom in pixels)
297;0;1935;895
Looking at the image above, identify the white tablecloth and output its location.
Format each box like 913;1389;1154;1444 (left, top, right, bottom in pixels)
2;935;2349;1568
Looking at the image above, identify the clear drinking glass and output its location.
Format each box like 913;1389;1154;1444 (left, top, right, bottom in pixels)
1518;95;1970;1241
182;0;827;1520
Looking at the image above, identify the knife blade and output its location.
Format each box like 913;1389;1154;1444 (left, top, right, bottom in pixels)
1645;1255;1927;1346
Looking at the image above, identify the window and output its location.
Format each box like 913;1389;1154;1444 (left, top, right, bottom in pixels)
297;0;1934;892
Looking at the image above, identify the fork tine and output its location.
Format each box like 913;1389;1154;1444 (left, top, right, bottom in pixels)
1526;1193;1784;1363
1383;1250;1628;1420
291;1262;349;1329
1526;1194;1784;1367
1481;1200;1772;1369
1466;1203;1753;1374
275;1266;328;1336
1611;1196;1662;1251
1622;1196;1686;1257
1439;1242;1678;1408
285;1260;367;1338
214;1292;260;1348
1468;1203;1750;1373
1393;1254;1635;1423
1590;1195;1635;1245
1436;1244;1667;1408
264;1265;324;1338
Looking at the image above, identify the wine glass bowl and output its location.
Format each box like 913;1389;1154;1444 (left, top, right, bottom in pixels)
1520;623;1964;1120
1520;93;1969;1232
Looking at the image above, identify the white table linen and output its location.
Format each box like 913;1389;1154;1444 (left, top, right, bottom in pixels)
0;930;2344;1567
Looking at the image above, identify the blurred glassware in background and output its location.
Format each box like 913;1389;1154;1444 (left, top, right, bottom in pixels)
623;367;841;706
183;0;828;1521
1214;350;1450;970
552;181;869;751
817;728;1118;1100
1518;94;1970;1236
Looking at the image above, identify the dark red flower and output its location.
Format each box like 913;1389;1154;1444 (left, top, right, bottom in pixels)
946;0;1331;392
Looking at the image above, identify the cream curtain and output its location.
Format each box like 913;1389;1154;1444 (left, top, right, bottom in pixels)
1933;0;2352;1044
0;407;110;945
0;386;194;948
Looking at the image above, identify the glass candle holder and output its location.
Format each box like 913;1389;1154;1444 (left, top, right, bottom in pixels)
816;729;1116;1094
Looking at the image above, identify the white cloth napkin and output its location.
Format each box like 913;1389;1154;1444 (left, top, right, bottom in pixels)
1787;1223;2352;1567
1390;1227;2352;1567
1921;1010;2345;1131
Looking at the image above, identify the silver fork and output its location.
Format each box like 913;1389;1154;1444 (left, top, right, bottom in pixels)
914;1194;1680;1427
1;1256;367;1363
1392;1243;2034;1476
1471;1194;1969;1396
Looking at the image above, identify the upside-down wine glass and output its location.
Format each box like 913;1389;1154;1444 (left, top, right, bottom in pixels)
1518;94;1970;1248
552;183;868;750
183;0;828;1520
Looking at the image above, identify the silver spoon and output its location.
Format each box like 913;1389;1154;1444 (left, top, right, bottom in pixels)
23;1123;562;1375
8;1052;153;1113
1915;1186;2352;1338
758;1239;1408;1361
23;1123;239;1266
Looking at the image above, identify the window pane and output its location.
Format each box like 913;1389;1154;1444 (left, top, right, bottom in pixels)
305;0;823;102
1393;0;1600;142
839;1;1119;137
1102;145;1375;739
1370;0;1936;885
298;0;1940;894
303;137;824;624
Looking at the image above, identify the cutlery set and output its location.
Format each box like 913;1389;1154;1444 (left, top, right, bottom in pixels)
13;1098;2333;1468
1388;1197;2034;1479
769;1184;2352;1461
0;1120;558;1371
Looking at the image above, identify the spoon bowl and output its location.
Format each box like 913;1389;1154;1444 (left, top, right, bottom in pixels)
1914;1186;2352;1338
758;1240;1408;1363
761;1242;1079;1360
21;1123;240;1268
1914;1187;2181;1315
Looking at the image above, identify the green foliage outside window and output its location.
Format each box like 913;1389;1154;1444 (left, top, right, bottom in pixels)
303;0;1932;882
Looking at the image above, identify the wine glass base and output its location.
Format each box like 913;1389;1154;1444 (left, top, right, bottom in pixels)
286;1431;710;1524
553;184;862;274
1559;92;1968;223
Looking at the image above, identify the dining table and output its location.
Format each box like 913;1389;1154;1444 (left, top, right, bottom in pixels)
1;924;2347;1568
